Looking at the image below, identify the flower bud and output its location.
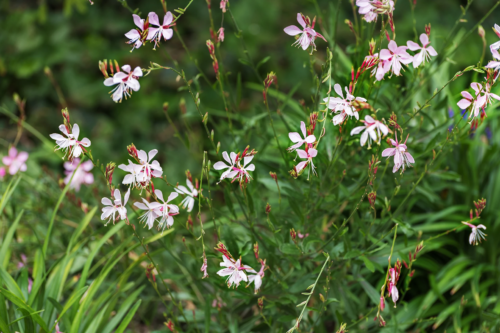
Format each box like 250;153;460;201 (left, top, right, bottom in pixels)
127;143;139;160
253;242;259;259
105;162;116;185
368;191;377;209
216;141;220;155
290;228;296;241
319;293;325;302
380;296;385;311
165;319;176;332
218;27;225;43
265;203;271;214
478;25;485;39
258;297;264;309
203;112;208;124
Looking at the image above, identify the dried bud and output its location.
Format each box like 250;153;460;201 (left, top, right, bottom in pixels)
368;191;377;209
265;203;271;214
163;102;169;112
345;19;355;35
179;98;187;114
105;162;116;185
187;215;193;231
380;296;385;311
290;228;296;241
258;297;264;309
473;198;486;216
206;40;219;76
253;242;259;259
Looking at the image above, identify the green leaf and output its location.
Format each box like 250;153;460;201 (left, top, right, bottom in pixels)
280;244;301;255
0;288;48;332
256;56;271;69
114;300;142;333
360;256;375;273
0;209;24;268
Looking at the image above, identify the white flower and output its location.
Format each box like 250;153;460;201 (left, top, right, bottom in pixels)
49;124;91;160
247;260;265;294
462;222;487;246
381;137;415;173
217;256;252;288
155;189;179;230
490;24;500;51
213;151;239;181
118;160;146;187
350;115;389;147
323;84;366;125
134;198;162;229
101;188;130;225
175;179;198;212
137;149;163;181
103;65;143;102
380;40;413;76
407;33;438;68
288;121;316;152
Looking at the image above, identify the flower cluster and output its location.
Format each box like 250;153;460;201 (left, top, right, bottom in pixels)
50;111;92;162
125;12;176;51
288;117;318;178
101;62;143;103
63;158;94;192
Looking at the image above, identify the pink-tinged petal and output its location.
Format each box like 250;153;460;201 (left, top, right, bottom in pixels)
300;121;307;138
148;12;160;26
477;224;486;230
365;115;375;123
213;161;228;170
300;35;311;50
486;61;500;69
382;148;396;157
8;147;17;157
399;54;414;65
379;123;389;135
392;59;402;76
296;13;306;28
230;152;238;164
304;135;316;143
413;51;423;68
407;40;421;51
395;46;409;54
125;29;140;40
127;78;140;91
59;124;69;136
375;64;386;81
245;164;255;171
72;124;80;141
50;133;65;141
492;48;500;60
84;173;94;184
296;149;308;159
284;25;303;36
360;131;369;146
155;189;165;202
392;163;400;173
132;67;143;77
137;150;148;162
162;29;173;40
368;128;378;141
133;14;144;30
426;45;437;56
490;93;500;101
394;151;402;166
351;126;365;135
147;27;159;40
101;197;112;206
295;161;307;172
288;142;303;150
148;149;158;161
222;151;231;164
419;33;429;46
334;83;343;98
471;82;482;95
121;65;131;74
101;207;115;220
2;156;12;165
405;152;415;163
80;138;91;147
225;170;239;179
469;232;474;244
163;12;173;26
112;72;127;83
243;156;254;166
461;91;473;100
167;192;178;203
388;40;398;53
308;148;318;157
104;77;116;86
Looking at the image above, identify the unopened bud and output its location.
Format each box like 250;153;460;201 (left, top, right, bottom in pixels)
409;270;415;277
478;25;486;39
319;293;325;302
380;296;385;311
216;142;220;155
258;297;264;309
290;228;296;241
203;112;208;124
127;143;139;160
253;242;259;259
211;129;214;141
265;203;271;214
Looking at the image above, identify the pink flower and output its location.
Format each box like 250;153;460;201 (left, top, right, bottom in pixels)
457;83;489;119
472;82;500;107
288;121;316;152
218;27;225;42
103;65;143;103
154;189;179;230
462;222;487;246
220;0;228;12
350;115;389;147
0;167;5;179
63;158;94;192
407;33;437;68
147;12;175;49
380;40;413;77
214;151;255;183
323;84;366;125
101;189;130;225
295;148;318;175
298;231;309;239
2;147;28;175
381;136;415;173
125;14;146;51
284;13;327;53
